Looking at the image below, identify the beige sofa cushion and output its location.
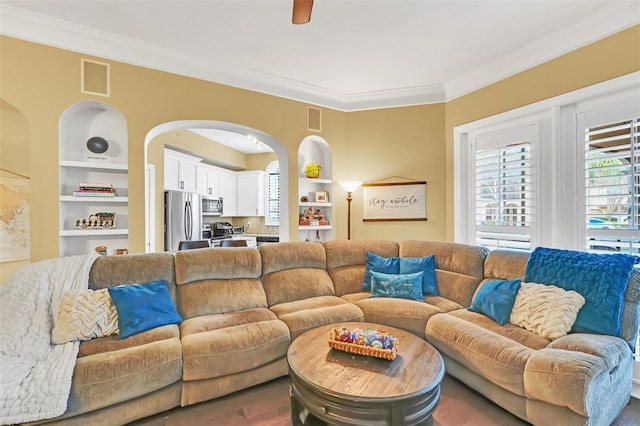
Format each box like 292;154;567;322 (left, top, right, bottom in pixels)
88;253;177;300
78;324;180;357
271;299;364;340
175;247;261;283
68;334;183;416
174;248;268;319
483;249;529;281
448;309;550;350
324;240;399;296
399;240;489;307
356;297;443;338
426;313;533;395
180;312;290;381
260;242;335;306
525;334;633;420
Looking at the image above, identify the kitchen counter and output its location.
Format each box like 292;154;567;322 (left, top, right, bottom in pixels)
243;233;280;238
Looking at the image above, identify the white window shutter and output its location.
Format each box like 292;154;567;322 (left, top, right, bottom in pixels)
473;124;537;250
581;116;639;255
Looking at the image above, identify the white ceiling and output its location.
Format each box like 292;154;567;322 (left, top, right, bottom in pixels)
189;128;274;154
2;1;638;114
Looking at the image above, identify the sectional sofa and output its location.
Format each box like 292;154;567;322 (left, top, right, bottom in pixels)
23;240;639;426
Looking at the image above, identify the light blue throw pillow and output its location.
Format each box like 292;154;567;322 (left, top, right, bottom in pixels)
468;279;522;325
108;280;182;339
399;255;438;295
369;271;425;302
362;252;399;290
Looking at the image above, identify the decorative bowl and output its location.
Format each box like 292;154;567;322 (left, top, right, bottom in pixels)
304;163;321;178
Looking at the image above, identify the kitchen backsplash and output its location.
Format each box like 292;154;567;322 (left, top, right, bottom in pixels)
202;216;278;235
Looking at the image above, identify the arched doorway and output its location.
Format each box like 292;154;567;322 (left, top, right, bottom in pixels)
144;120;289;252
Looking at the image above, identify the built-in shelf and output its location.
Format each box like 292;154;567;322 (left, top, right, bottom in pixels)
60;195;128;203
299;225;333;231
60;160;128;171
298;137;333;241
299;202;332;207
60;229;129;237
59;100;129;257
300;178;332;185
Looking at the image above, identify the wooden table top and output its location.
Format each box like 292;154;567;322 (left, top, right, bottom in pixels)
287;322;444;401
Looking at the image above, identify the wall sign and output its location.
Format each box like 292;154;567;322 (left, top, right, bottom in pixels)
363;180;427;222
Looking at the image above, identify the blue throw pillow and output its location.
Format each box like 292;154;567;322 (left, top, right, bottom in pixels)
399;255;438;295
468;279;522;325
362;252;399;290
369;271;424;302
108;280;182;339
524;247;638;337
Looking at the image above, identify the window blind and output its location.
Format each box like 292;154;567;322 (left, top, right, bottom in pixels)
266;164;280;226
583;118;639;255
475;141;534;250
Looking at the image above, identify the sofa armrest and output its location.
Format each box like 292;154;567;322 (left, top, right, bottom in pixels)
524;334;632;419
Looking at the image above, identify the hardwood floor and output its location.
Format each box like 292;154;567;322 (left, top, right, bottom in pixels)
129;375;640;426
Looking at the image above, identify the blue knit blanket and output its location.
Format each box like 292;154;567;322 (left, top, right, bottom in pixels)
524;247;639;337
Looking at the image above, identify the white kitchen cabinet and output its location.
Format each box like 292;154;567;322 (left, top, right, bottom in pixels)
197;163;221;197
231;235;257;248
219;169;237;216
164;149;199;193
236;170;265;217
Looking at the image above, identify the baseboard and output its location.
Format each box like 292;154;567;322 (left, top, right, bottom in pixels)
632;378;640;400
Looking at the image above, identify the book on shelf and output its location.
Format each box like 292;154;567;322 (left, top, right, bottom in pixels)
79;182;113;188
78;183;114;192
74;182;116;196
73;190;116;197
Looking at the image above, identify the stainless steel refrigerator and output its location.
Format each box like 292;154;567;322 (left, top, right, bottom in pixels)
164;190;202;252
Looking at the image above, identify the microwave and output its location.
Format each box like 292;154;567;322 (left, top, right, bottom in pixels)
202;196;223;216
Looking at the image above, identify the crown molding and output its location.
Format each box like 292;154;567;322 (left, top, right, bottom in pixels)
445;2;640;101
1;3;637;111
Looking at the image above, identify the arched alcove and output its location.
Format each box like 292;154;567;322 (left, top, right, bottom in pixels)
144;120;289;252
298;135;333;241
58;100;128;257
0;99;31;282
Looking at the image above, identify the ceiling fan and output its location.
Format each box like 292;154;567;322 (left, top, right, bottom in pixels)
292;0;314;24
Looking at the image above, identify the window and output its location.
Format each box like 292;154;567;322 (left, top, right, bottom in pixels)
580;116;639;255
455;73;640;393
265;161;280;226
471;124;537;250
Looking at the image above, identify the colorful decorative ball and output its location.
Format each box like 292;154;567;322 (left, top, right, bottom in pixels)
354;336;367;346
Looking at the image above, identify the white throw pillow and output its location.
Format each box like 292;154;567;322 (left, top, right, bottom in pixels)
510;282;585;340
52;288;119;344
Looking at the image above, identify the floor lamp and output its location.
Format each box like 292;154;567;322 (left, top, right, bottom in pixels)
339;181;362;240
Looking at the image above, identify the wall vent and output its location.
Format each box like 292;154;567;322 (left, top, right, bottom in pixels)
81;58;110;97
307;107;322;132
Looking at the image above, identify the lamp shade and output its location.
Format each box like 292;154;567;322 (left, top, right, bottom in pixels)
339;181;362;193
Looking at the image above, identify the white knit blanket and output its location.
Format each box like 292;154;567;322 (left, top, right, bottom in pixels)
0;254;98;425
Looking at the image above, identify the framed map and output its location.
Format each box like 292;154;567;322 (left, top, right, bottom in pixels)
0;172;30;262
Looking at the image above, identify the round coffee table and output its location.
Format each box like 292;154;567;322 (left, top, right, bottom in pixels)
287;322;444;426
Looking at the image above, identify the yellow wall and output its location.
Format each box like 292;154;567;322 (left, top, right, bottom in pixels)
1;25;638;277
0;35;446;269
